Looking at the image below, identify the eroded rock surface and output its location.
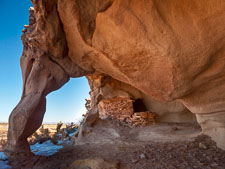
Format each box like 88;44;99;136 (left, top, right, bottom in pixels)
5;0;92;157
6;0;225;156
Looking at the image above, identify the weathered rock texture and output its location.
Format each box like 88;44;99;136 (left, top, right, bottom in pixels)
98;98;134;120
5;0;92;157
6;0;225;155
98;97;156;126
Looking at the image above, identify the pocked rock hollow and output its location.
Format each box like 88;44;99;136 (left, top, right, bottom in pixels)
6;0;225;156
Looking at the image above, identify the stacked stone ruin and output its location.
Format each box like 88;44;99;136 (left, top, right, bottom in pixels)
98;97;156;126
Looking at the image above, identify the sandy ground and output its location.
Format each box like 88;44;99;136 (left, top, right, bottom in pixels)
0;123;63;151
0;123;8;151
0;123;8;138
18;135;224;169
4;120;225;169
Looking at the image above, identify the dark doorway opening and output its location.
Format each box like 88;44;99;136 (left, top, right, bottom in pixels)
133;99;148;112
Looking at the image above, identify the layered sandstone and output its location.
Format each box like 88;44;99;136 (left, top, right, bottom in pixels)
5;0;225;157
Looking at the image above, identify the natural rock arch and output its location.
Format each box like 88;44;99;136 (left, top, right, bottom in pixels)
5;0;225;157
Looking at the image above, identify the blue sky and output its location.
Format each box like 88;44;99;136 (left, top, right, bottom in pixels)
0;1;90;123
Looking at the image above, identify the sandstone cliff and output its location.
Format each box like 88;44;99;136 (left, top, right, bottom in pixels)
5;0;225;157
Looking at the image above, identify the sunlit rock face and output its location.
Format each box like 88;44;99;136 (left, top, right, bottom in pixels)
6;0;225;157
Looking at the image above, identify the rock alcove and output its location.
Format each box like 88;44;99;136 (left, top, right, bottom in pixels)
5;0;225;159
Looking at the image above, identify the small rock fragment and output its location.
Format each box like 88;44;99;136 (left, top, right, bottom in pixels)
131;158;139;163
139;153;146;159
199;143;207;149
210;163;218;167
